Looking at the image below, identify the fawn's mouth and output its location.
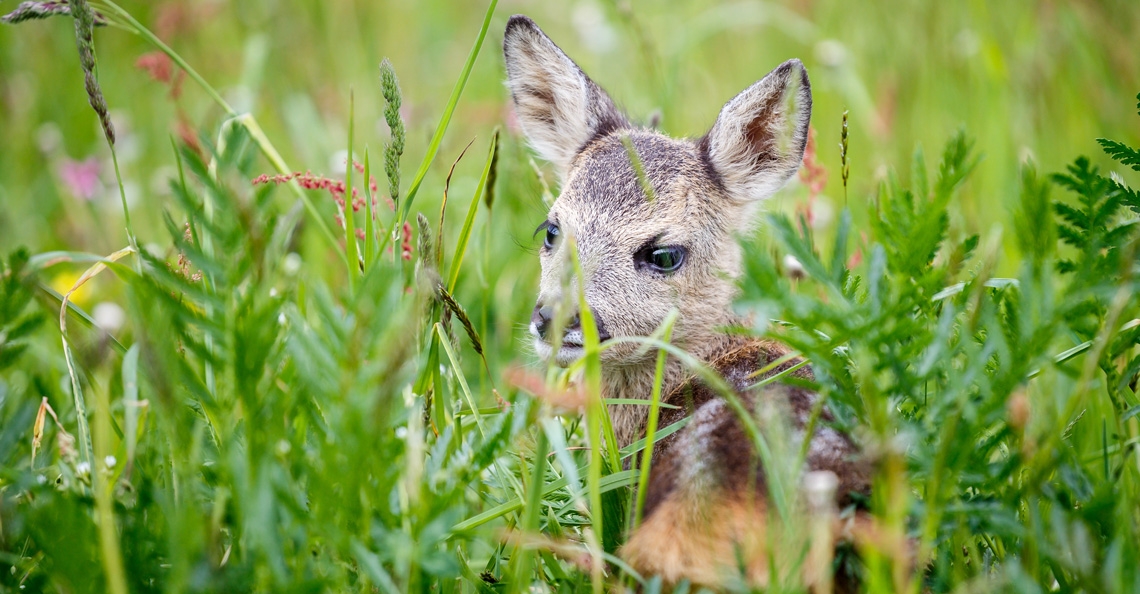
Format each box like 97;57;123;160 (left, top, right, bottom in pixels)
539;342;583;367
531;327;611;367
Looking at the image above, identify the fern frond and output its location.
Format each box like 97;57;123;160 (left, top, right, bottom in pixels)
1098;138;1140;172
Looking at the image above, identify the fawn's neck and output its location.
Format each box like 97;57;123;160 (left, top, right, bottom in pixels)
603;331;747;448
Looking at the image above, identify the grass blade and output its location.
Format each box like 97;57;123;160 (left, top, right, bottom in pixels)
398;0;498;224
447;129;499;293
632;312;676;530
98;1;344;259
121;343;141;474
58;245;135;468
436;322;483;436
569;236;608;594
509;426;549;594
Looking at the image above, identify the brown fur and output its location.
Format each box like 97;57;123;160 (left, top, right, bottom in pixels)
644;339;870;518
623;489;773;587
625;484;867;593
504;14;869;589
625;338;870;590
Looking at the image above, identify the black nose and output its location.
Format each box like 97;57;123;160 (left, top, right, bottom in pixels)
531;304;580;340
532;304;553;339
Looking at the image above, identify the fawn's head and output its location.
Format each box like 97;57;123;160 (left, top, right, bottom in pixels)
504;15;811;368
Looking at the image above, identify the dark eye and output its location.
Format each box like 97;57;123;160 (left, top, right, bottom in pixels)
544;223;560;250
637;245;686;273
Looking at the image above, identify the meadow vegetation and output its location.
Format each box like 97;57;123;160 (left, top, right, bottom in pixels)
1;1;1139;592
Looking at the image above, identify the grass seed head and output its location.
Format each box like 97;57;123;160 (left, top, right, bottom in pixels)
380;58;405;204
67;0;115;145
1;1;107;26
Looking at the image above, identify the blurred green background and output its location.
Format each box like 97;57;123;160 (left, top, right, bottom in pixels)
2;3;1139;590
2;0;1138;309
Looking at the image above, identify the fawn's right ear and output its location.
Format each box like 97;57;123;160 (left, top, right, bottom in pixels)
504;15;629;180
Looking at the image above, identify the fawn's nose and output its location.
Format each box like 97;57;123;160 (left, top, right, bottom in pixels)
531;304;580;340
531;305;552;339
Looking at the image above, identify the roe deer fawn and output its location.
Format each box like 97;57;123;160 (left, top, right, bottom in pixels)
504;15;870;589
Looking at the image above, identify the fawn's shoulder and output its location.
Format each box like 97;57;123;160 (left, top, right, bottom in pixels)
648;337;871;514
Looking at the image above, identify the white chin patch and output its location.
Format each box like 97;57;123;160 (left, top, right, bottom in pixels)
531;330;585;368
552;345;584;367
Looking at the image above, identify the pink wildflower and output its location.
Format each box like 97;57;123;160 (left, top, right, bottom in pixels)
136;51;185;99
58;157;101;201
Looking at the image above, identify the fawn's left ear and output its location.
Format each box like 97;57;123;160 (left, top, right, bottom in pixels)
699;59;812;208
503;15;629;180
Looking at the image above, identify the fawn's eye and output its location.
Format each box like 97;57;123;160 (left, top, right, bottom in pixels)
534;221;560;251
636;245;687;274
544;223;560;250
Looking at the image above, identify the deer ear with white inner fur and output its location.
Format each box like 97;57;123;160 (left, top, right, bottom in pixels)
699;59;812;208
503;14;629;180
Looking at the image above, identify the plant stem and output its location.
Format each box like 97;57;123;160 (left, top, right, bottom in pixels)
344;91;359;291
363;147;377;272
93;381;129;594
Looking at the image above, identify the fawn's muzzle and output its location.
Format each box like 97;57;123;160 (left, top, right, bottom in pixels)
531;303;610;344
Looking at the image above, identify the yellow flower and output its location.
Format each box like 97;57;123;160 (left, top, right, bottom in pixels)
50;270;97;309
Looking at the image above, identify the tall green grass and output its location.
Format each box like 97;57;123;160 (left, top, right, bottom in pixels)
1;2;1139;593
